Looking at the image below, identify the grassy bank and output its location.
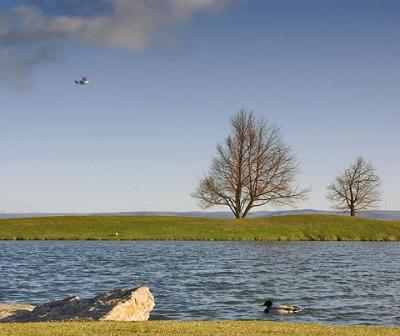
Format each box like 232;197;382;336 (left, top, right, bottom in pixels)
1;321;399;336
0;214;399;241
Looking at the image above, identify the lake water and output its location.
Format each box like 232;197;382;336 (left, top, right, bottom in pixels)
1;241;399;326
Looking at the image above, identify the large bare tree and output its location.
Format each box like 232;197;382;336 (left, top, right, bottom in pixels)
327;157;381;216
192;110;308;218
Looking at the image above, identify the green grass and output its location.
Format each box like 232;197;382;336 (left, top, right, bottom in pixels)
0;321;399;336
0;214;399;241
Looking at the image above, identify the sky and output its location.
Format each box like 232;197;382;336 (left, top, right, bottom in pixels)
0;0;399;213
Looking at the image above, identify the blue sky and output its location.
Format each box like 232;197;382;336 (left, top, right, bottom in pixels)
0;0;399;212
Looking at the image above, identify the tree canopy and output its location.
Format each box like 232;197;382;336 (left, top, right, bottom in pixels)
327;156;381;216
192;110;308;218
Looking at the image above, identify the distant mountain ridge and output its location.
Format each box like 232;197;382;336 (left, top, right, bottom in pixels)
1;210;399;221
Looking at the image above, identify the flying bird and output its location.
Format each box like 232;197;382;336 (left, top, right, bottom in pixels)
74;76;89;85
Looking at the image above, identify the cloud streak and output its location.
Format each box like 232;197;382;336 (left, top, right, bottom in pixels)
0;0;243;86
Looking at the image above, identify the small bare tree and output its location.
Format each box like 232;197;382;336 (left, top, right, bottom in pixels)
192;110;308;218
327;157;381;216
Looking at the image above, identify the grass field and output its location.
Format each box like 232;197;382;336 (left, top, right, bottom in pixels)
1;321;400;336
0;214;399;241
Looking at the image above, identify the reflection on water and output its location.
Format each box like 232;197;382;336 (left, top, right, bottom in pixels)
1;241;400;326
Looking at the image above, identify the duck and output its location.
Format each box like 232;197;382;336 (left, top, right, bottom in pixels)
262;299;301;314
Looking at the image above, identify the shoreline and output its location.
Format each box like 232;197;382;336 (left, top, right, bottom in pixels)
1;214;400;241
1;321;399;336
1;238;400;242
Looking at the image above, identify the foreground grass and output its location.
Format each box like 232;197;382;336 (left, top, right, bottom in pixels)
0;214;399;241
0;321;399;336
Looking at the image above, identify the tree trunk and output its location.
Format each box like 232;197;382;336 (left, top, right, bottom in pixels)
350;207;356;217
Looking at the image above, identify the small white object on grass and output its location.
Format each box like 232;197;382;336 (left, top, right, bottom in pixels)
115;232;119;236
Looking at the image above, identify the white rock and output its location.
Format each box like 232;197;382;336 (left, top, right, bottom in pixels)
0;287;155;322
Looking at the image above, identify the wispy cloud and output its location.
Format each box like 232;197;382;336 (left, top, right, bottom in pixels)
0;0;244;87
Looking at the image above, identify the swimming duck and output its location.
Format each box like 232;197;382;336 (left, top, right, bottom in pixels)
263;299;301;314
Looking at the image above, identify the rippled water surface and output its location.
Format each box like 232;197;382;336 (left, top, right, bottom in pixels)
1;241;400;325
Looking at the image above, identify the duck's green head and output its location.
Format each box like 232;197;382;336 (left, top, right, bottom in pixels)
263;300;273;308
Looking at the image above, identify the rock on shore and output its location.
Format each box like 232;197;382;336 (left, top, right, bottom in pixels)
0;287;155;322
0;304;34;320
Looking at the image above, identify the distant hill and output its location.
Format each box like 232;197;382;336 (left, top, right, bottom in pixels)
0;209;399;221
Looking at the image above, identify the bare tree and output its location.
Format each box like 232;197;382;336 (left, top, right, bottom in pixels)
327;157;381;216
192;110;308;218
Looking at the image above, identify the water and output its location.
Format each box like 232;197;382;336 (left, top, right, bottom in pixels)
1;241;399;326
